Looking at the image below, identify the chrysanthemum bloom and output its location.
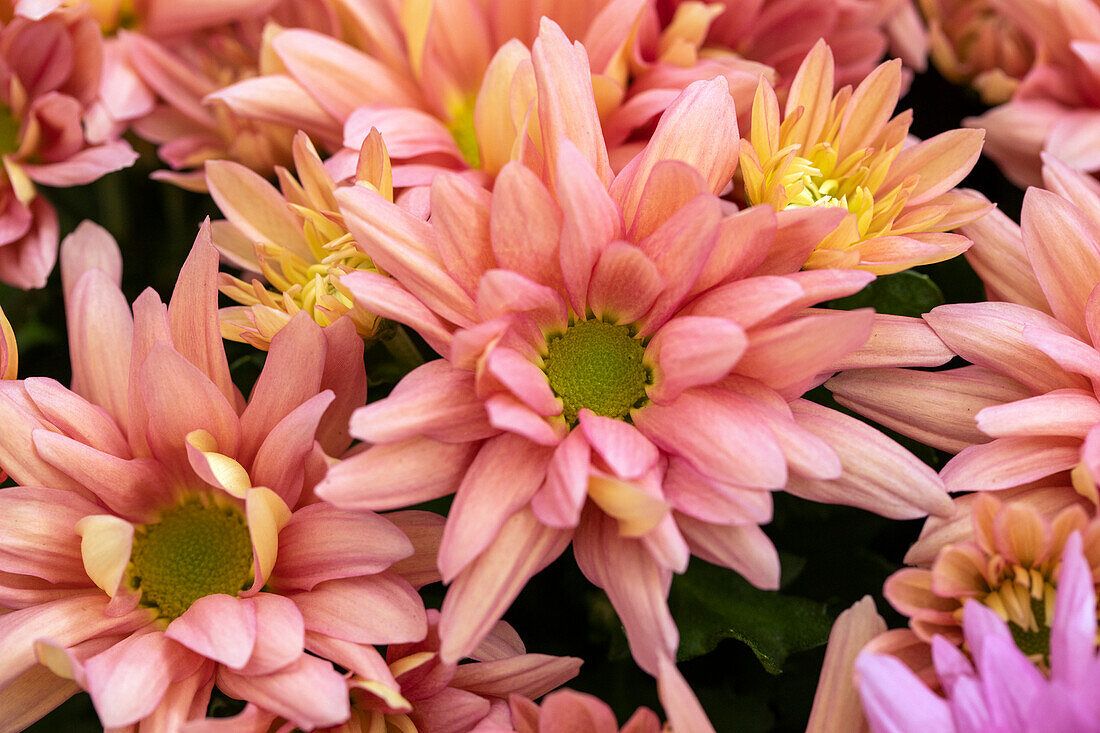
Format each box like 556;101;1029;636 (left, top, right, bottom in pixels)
917;0;1034;104
206;129;389;349
655;0;927;95
739;40;988;274
828;159;1100;505
318;40;952;726
858;531;1100;732
806;596;886;733
965;0;1100;187
113;1;343;191
504;689;663;733
210;4;769;187
885;494;1100;662
204;612;582;732
0;2;138;288
0;222;449;730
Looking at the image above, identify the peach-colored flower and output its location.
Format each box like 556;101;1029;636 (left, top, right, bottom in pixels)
0;222;444;730
740;40;989;274
828;159;1100;505
965;0;1100;187
0;3;137;288
206;129;390;349
917;0;1034;104
885;494;1100;663
506;689;664;733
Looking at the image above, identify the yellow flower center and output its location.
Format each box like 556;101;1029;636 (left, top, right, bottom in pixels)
980;566;1056;666
128;498;254;621
542;320;651;426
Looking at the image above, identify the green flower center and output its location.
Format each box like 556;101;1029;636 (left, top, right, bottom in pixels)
0;104;20;156
446;96;481;169
543;319;650;426
1007;597;1051;661
129;498;254;621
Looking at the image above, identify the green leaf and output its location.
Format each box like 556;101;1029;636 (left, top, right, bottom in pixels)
830;269;944;318
669;560;834;674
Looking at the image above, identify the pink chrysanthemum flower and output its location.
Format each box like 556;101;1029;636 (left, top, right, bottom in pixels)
858;531;1100;732
965;0;1100;187
210;5;769;186
503;689;664;733
655;0;928;95
739;40;989;274
917;0;1034;104
0;222;447;730
829;158;1100;505
316;30;952;729
203;611;582;733
206;129;389;349
885;494;1100;660
0;3;138;288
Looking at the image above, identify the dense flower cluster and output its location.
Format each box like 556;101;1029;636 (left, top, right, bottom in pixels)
0;0;1098;731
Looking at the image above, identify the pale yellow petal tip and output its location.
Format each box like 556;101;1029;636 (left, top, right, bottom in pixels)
1071;462;1098;505
245;486;293;588
75;514;135;598
0;304;16;380
351;678;413;714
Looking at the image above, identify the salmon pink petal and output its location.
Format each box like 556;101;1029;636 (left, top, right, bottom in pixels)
439;434;554;582
539;689;620;730
0;663;80;732
486;347;560;416
490;163;564;291
318;436;477;511
344;106;464;161
645;316;747;404
882;129;985;206
533;18;612;191
205;75;340;143
66;268;132;427
587;241;664;325
924;303;1090;393
657;655;717;733
676;514;780;590
292;574;426;645
236;594;305;676
838;58;901;154
755;207;848;275
806;597;887;733
385;510;445;589
960;205;1050;314
167;223;235;406
976;391;1100;438
59;220;121;304
411;687;492;733
439;508;571;664
23;377;128;457
484;394;565;446
0;384;88;495
829;366;1030;453
165;594;257;669
349;361;495;443
682;276;803;329
336;186;477;328
788;400;953;518
430;174;496;297
1023;324;1100;383
140;342;241;474
452;654;581;701
85;632;196;728
22;142;138;187
941;437;1083;493
316;318;367;455
272;503;413;592
574;510;677;676
341;270;454;355
633;388;787;490
690;205;777;292
531;427;591;529
477;269;568;333
579;410;659;481
216;654;350;731
238;312;326;463
830;314;955;370
555;140;623;315
250;391;334;506
0;486;98;585
1021;188;1100;339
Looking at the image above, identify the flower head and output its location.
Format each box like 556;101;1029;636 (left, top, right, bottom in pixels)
885;494;1100;665
740;40;988;274
858;531;1100;732
207;129;389;349
317;23;951;730
0;221;440;730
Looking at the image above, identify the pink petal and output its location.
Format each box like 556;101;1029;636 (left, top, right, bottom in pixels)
960;203;1049;314
691;205;777;292
249;390;334;506
578;411;658;480
530;427;591;528
317;318;368;456
0;383;87;494
292;573;426;645
431;174;497;296
438;508;571;664
23;377;129;457
59;220;121;303
633;388;787;490
976;390;1100;438
439;434;554;582
941;437;1082;493
477;269;568;333
66;268;132;427
272;503;413;592
788;400;954;518
317;435;477;511
410;686;492;733
856;654;953;732
85;632;195;728
484;393;565;446
341;270;454;355
490;163;563;291
165;594;257;669
0;486;99;584
238;593;306;676
587;241;665;324
23;141;138;186
657;655;717;733
205;75;340;144
1051;532;1096;685
676;514;780;590
645;316;747;403
452;654;582;700
385;510;446;589
216;654;350;731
